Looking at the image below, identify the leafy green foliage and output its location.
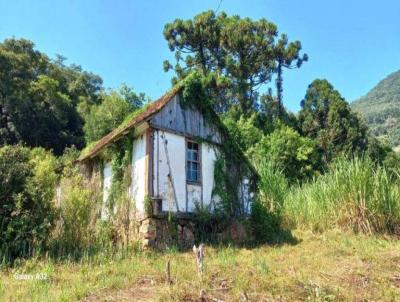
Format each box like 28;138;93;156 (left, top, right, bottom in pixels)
299;79;369;165
57;168;100;251
383;151;400;179
212;157;235;215
178;72;257;217
0;146;57;261
223;113;263;151
257;161;288;213
249;125;317;182
107;138;133;220
351;70;400;147
180;71;215;116
83;87;146;144
0;38;103;154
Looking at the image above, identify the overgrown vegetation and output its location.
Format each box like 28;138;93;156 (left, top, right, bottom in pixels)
284;157;400;235
0;146;57;263
1;11;400;302
83;86;146;144
181;72;257;218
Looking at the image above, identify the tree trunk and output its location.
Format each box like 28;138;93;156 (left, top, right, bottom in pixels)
276;61;284;118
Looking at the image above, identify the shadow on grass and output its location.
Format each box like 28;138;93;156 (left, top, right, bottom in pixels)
0;240;144;268
180;213;301;252
196;227;300;251
1;214;299;267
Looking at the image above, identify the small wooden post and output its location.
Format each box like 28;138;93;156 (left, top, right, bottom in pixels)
193;244;205;276
166;259;171;285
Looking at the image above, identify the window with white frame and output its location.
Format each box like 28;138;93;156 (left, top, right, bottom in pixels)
186;140;200;183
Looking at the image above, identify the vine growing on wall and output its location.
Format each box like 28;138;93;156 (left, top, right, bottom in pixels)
103;135;134;244
179;71;258;217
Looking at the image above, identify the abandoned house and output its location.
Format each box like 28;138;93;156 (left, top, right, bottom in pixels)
78;84;257;248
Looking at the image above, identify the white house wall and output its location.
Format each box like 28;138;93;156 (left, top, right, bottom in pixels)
152;130;221;213
201;143;219;211
239;178;252;215
153;130;187;212
131;134;147;215
187;184;201;212
102;162;112;220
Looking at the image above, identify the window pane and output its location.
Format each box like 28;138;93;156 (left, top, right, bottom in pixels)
186;141;200;182
187;141;199;151
186;163;199;182
187;169;195;181
187;150;198;161
193;150;198;161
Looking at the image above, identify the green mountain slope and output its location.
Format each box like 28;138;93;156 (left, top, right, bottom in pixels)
351;70;400;147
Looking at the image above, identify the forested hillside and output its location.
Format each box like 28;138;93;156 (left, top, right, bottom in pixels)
0;38;145;154
351;70;400;148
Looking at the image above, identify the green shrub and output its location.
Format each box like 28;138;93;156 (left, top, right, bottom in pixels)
251;161;290;243
249;125;318;182
0;146;57;262
284;157;400;234
56;169;100;252
193;202;229;243
251;201;283;243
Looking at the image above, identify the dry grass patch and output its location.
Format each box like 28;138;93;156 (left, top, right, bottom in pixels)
0;230;399;301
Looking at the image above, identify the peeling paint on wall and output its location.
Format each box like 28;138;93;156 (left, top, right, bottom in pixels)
201;143;218;211
187;184;201;212
152;130;223;213
131;134;147;215
153;131;186;212
102;162;112;220
239;178;252;214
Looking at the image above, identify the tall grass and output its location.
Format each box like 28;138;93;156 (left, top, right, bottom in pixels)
251;161;295;243
284;157;400;234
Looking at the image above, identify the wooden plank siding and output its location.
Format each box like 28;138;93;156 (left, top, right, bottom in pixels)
148;94;222;145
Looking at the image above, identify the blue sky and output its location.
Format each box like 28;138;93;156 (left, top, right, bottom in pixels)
0;0;399;112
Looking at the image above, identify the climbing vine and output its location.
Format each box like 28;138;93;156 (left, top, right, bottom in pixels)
106;137;133;210
143;195;152;217
100;135;134;244
179;71;259;217
79;71;258;246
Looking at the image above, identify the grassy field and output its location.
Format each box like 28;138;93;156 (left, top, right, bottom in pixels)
1;229;399;301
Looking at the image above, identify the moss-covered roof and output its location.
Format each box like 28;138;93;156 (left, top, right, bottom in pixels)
78;86;181;162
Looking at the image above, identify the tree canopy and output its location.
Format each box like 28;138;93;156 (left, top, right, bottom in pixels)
299;79;369;164
0;38;102;154
83;85;148;144
163;10;307;116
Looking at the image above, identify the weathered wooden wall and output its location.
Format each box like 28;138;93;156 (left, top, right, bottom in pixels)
148;94;222;144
